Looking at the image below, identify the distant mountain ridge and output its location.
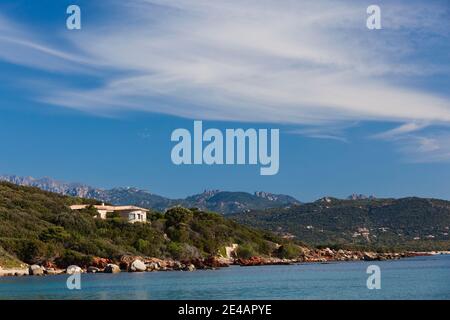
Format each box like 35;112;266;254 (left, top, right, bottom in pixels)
0;175;300;214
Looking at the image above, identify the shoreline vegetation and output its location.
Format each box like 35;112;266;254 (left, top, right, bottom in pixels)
1;182;449;278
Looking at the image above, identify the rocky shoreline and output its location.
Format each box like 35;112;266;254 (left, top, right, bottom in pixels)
1;248;446;277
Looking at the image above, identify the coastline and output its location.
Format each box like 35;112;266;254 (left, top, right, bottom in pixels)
2;248;448;278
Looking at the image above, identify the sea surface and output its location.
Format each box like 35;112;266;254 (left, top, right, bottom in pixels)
1;255;449;300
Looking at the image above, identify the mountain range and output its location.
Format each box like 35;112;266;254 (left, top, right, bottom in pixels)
1;174;449;251
0;175;300;214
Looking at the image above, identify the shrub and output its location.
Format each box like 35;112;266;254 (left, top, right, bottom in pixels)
277;243;302;259
39;226;70;242
236;244;257;259
54;249;93;268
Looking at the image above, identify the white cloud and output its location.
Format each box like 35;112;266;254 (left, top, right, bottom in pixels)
398;133;450;163
1;1;450;130
288;122;355;142
0;14;94;73
371;121;450;162
372;122;429;140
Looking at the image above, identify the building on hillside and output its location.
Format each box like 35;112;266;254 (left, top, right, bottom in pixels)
70;203;148;223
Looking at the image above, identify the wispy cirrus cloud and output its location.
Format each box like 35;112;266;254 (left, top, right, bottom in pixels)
372;121;450;162
372;122;430;140
1;0;450;162
0;13;94;73
397;132;450;163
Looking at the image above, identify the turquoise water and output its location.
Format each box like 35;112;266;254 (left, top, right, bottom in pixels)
1;255;449;300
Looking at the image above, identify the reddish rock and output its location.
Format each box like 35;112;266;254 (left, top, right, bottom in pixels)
119;255;143;270
186;259;206;269
204;256;230;268
144;258;167;268
236;256;265;266
42;261;57;269
91;257;111;269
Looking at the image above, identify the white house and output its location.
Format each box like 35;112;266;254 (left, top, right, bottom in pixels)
70;203;148;223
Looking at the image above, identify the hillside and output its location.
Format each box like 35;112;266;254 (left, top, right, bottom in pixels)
230;197;450;251
0;175;300;214
0;182;291;268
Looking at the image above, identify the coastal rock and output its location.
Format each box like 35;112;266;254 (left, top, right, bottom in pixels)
146;262;160;272
44;268;60;275
91;257;111;268
130;259;146;272
104;264;121;273
362;252;379;261
42;261;57;269
144;258;166;267
322;248;334;257
204;256;230;268
184;264;196;272
187;259;205;269
172;261;183;270
29;265;44;276
87;266;100;273
119;255;144;270
66;265;82;274
236;257;265;266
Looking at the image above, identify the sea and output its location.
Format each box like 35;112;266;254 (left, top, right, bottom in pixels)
0;255;449;300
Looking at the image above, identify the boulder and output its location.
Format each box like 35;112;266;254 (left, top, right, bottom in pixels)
66;265;82;274
119;255;143;270
322;247;334;257
146;262;160;272
44;268;59;275
173;261;183;270
184;264;196;272
91;257;111;268
28;264;44;276
42;261;57;269
87;266;100;273
104;264;121;273
188;259;205;269
204;256;231;268
362;252;378;261
236;257;265;266
130;259;146;272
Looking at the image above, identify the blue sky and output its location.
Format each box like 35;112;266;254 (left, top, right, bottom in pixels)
0;0;449;201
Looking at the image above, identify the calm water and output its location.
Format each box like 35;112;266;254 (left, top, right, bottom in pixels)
1;255;449;300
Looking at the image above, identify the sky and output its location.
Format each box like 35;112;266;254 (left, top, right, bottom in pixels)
0;0;449;201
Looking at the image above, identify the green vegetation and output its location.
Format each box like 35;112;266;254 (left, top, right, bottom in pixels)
277;243;303;259
230;197;450;251
236;244;257;259
0;245;23;268
0;182;295;268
